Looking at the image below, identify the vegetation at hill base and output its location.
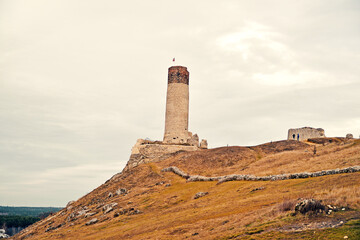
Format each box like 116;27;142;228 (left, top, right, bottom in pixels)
0;216;40;228
0;206;62;217
0;206;62;236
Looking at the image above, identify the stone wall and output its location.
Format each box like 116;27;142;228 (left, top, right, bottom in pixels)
162;165;360;183
167;66;189;84
123;139;198;171
288;127;325;141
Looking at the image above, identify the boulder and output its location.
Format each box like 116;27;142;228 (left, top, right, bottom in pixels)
0;229;9;238
0;232;10;239
116;188;128;195
346;134;353;139
189;133;199;147
66;200;75;210
295;199;325;214
199;139;208;149
85;218;98;226
115;207;142;216
103;203;118;214
194;192;208;199
84;212;96;218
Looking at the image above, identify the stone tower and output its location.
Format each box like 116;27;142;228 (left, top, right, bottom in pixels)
163;66;191;144
124;65;207;171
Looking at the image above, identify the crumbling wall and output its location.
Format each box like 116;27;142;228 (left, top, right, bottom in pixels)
288;127;325;141
123;139;198;171
162;165;360;183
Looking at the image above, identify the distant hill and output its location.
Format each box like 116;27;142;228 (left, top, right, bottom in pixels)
0;206;62;217
11;138;360;239
0;206;62;236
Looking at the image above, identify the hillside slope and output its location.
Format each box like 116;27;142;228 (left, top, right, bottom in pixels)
12;139;360;240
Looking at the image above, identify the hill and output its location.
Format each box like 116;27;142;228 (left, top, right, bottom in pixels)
12;138;360;239
0;207;62;217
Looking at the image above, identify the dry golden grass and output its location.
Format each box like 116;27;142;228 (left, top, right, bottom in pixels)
13;138;360;240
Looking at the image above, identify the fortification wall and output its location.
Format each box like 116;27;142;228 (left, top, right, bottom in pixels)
288;127;325;141
123;139;198;171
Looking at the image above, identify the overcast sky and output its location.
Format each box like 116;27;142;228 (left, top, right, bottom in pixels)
1;0;359;207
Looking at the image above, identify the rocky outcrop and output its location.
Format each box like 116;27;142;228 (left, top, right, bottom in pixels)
113;208;142;217
162;166;360;183
116;188;128;196
346;134;353;139
0;229;9;239
85;218;98;226
294;199;325;214
199;139;208;149
194;192;208;199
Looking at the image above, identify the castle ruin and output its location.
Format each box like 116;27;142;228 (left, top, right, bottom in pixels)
163;66;199;145
287;127;325;141
124;66;207;171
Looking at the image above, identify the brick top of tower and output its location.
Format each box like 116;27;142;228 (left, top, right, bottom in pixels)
168;66;189;85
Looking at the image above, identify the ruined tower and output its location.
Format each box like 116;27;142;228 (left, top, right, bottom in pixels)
163;66;191;144
125;65;207;171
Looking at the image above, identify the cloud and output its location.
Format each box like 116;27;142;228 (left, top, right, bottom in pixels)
217;22;291;62
0;0;359;206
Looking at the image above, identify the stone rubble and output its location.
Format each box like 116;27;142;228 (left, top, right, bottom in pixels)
113;208;142;217
346;133;353;139
194;192;208;199
103;203;118;214
162;166;360;183
45;223;63;232
84;212;96;218
294;199;325;214
116;188;128;195
0;229;9;239
85;218;98;226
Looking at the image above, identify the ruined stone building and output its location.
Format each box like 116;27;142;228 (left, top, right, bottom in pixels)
124;66;207;171
287;127;325;141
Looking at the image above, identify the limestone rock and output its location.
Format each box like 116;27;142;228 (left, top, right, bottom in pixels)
103;203;118;214
346;133;353;139
200;139;208;149
116;188;128;195
295;199;325;214
85;218;98;226
189;133;199;147
114;208;142;216
66;201;75;210
125;140;198;171
194;192;208;199
0;229;9;239
84;212;96;218
45;223;63;232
